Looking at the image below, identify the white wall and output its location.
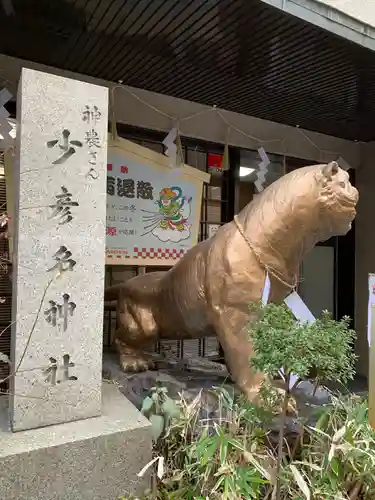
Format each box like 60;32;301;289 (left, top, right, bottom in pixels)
316;0;375;27
260;0;375;50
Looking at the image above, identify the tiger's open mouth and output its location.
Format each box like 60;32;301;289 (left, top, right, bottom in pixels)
340;187;358;215
343;204;357;225
345;186;359;206
339;205;357;233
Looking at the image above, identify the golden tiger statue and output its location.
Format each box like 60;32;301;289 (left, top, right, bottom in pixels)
105;161;358;401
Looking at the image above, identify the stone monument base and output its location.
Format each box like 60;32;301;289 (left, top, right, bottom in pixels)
0;382;152;500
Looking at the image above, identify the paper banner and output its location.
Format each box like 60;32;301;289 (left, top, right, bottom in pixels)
284;291;316;325
254;147;270;192
106;137;210;266
163;126;183;175
262;273;271;306
163;127;177;159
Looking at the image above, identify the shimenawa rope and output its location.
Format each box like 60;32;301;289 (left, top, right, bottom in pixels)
233;214;297;290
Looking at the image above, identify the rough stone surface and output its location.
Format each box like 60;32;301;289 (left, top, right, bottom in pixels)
102;351;231;410
103;352;368;440
102;353;346;433
10;68;108;431
0;383;152;500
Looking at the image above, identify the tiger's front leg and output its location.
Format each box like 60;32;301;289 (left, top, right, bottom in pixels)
114;337;155;373
211;307;266;401
114;298;159;373
211;307;297;414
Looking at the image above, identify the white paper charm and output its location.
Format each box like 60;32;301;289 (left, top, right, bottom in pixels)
163;127;183;175
258;146;270;165
284;291;316;324
207;223;220;239
254;147;271;193
0;119;13;147
0;106;9;120
262;273;271;306
0;87;12;108
283;291;316;389
163;128;177;163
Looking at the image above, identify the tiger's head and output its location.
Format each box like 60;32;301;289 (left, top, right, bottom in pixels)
241;161;358;251
304;161;358;239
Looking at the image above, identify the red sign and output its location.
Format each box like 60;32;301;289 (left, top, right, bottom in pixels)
207;153;223;169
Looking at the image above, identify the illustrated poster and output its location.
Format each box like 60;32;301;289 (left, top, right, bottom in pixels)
106;139;209;266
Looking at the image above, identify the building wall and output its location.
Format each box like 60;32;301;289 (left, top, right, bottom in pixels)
316;0;375;27
0;53;368;371
260;0;375;51
355;142;375;376
0;54;361;169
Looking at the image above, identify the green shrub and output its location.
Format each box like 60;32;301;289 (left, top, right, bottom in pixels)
126;304;372;500
249;303;356;388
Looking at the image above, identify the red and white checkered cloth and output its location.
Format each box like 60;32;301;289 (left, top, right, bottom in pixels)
133;247;185;259
107;247;186;260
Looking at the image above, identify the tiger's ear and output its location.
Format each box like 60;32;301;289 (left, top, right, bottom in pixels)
322;161;339;180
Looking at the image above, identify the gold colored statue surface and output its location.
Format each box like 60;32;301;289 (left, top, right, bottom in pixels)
105;162;358;400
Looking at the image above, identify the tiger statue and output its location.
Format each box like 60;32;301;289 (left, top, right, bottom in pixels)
105;162;358;401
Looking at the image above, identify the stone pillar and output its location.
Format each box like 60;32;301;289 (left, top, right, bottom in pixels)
355;142;375;378
10;68;108;431
0;69;152;500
